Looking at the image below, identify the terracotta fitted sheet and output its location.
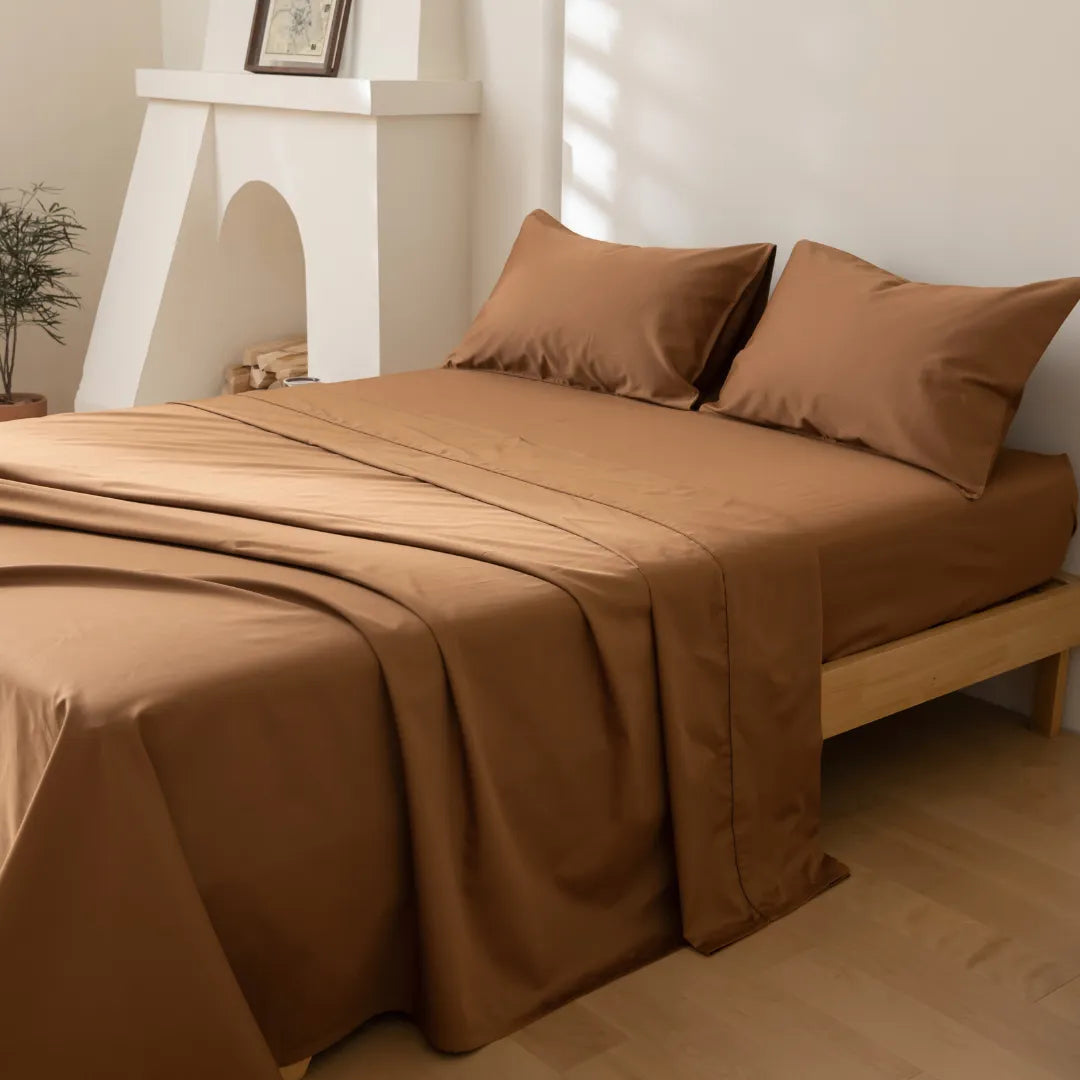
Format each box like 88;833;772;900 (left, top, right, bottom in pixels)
366;370;1078;659
0;370;1072;1080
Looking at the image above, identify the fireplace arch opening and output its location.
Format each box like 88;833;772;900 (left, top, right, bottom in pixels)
137;179;307;405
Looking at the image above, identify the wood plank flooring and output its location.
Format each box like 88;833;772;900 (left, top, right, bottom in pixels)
310;694;1080;1080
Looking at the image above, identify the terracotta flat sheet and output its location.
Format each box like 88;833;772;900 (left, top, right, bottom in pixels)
356;371;1077;659
0;379;844;1080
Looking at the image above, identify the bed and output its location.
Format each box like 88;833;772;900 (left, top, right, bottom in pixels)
0;369;1076;1080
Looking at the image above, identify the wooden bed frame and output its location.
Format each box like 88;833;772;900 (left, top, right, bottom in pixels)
276;574;1079;1080
822;573;1080;740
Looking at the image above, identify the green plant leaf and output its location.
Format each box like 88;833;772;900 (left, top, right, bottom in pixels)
0;183;84;401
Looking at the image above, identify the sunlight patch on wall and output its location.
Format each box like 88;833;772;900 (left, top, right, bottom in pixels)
563;121;617;202
564;57;620;128
563;1;623;240
562;188;614;241
566;0;621;54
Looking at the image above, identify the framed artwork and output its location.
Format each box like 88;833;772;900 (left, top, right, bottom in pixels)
246;0;356;77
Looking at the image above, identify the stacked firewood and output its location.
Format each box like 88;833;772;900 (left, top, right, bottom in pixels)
222;335;308;394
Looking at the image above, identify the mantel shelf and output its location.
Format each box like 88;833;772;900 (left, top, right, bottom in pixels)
135;69;482;118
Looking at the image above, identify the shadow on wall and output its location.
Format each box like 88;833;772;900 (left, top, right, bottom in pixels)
137;179;308;405
560;0;1080;724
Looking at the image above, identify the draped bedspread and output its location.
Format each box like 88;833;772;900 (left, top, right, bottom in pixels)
0;379;843;1079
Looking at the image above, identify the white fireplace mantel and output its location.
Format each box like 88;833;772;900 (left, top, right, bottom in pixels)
77;0;479;414
134;68;481;117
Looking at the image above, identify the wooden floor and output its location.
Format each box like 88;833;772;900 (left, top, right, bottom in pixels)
310;694;1080;1080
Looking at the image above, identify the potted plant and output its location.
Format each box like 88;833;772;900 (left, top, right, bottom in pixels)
0;184;84;421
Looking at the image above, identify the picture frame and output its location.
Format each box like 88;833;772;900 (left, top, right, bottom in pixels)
245;0;356;77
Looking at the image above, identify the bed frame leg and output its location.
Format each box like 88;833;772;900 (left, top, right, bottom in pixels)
1032;651;1070;738
280;1059;312;1080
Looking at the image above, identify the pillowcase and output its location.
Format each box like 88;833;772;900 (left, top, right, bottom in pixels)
446;210;776;409
696;243;777;404
709;240;1080;497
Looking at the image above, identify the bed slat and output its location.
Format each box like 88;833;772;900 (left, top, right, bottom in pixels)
822;574;1080;739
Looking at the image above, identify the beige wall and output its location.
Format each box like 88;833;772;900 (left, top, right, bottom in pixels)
0;2;161;412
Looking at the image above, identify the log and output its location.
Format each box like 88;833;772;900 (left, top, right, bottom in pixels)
242;334;306;369
259;352;309;379
224;337;308;395
257;343;309;370
223;365;252;394
249;367;277;391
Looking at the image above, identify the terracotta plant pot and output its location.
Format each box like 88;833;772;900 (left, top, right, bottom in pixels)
0;393;48;422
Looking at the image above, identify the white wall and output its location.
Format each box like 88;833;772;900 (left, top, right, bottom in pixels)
0;1;161;411
467;0;565;305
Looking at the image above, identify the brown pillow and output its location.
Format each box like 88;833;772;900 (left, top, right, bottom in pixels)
709;240;1080;497
446;210;776;409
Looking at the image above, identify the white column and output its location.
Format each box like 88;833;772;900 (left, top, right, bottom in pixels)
351;0;424;78
375;116;475;375
76;101;211;413
202;0;253;72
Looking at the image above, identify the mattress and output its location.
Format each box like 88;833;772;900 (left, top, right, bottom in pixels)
0;370;1072;1080
355;369;1078;660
